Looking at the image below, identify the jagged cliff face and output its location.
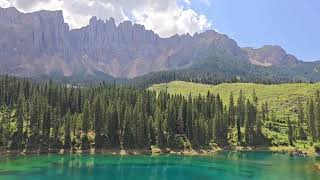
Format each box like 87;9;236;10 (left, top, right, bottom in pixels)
0;7;300;78
0;7;73;76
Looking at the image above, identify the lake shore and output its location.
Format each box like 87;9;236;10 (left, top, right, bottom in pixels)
0;145;318;157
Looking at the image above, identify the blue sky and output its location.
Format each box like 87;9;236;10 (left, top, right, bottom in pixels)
191;0;320;61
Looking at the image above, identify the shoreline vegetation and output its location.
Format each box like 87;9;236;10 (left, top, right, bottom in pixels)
0;145;317;157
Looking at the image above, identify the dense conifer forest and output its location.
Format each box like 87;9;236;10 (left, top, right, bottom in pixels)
0;75;320;152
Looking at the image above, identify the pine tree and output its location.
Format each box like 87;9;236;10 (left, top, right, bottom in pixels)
186;94;193;140
307;99;317;142
123;108;134;149
236;90;245;144
0;105;11;148
287;117;294;146
52;107;62;148
82;100;90;133
41;105;51;152
261;102;269;122
192;117;200;148
94;97;104;148
220;107;229;145
28;93;40;150
12;94;25;149
176;101;185;135
166;100;175;138
64;111;72;149
156;108;166;148
228;92;235;127
256;114;262;138
315;90;320;141
213;112;220;144
108;105;120;148
297;99;307;140
245;100;255;145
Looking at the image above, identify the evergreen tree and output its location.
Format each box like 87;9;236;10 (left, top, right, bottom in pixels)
236;90;245;144
0;105;11;148
156;108;166;148
186;94;193;140
94;97;104;148
315;90;320;140
244;100;254;145
176;101;185;135
123;108;134;149
41;105;51;152
228;92;235;127
12;94;25;149
166;100;175;143
287;117;294;146
307;99;317;142
297;99;307;140
64;111;72;149
28;94;40;150
108;105;120;148
52;107;62;148
82;100;90;133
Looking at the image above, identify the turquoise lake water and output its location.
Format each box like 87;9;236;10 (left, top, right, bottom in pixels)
0;152;319;180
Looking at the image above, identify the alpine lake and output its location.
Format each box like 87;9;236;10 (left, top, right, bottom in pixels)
0;151;319;180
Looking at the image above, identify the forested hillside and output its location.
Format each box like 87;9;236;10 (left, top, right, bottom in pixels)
130;57;320;89
1;76;320;153
150;81;320;121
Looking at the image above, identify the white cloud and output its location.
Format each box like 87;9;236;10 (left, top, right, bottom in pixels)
0;0;10;8
0;0;212;38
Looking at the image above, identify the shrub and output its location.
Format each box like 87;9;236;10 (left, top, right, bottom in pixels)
314;143;320;153
173;135;191;150
208;141;218;150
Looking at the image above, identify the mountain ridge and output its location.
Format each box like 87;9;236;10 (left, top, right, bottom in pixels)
0;7;315;79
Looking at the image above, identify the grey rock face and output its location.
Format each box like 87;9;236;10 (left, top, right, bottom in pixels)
0;7;299;78
243;45;299;66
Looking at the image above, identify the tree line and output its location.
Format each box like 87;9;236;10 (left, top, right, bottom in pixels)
0;75;319;152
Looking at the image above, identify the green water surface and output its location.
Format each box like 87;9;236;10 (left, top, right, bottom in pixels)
0;152;319;180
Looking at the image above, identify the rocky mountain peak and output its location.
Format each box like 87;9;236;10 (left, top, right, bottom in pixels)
243;45;299;66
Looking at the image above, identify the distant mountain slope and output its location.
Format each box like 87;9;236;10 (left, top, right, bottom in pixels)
243;45;299;66
0;7;318;81
149;81;320;121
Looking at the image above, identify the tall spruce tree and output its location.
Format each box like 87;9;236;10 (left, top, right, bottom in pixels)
297;99;307;140
228;92;235;127
307;99;317;142
41;105;51;152
94;97;104;148
287;117;294;146
123;108;134;149
177;101;185;135
236;90;245;144
186;94;193;140
315;90;320;140
12;94;25;149
64;111;72;149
